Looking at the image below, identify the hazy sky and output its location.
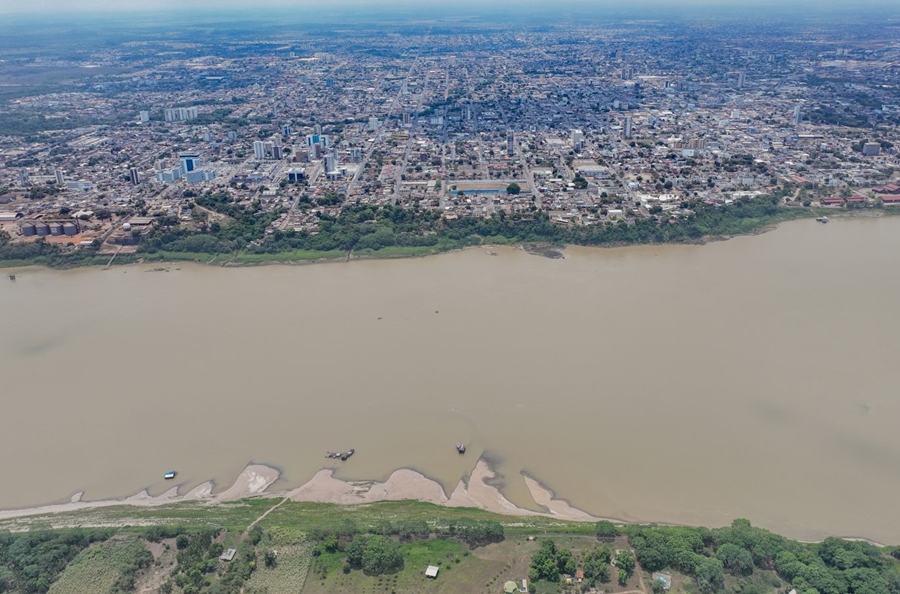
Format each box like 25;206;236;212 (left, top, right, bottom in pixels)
0;0;895;14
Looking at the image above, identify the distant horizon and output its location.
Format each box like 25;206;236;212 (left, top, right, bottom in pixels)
1;0;900;17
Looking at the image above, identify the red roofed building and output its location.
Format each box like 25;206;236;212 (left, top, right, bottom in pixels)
845;195;867;203
820;197;845;205
880;195;900;204
873;185;900;194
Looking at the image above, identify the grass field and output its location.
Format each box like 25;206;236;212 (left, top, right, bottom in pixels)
47;538;149;594
245;527;314;594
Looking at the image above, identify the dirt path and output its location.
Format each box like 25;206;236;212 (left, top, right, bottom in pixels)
636;560;649;594
246;496;289;532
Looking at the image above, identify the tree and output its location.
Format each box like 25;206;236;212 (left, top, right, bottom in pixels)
248;525;263;546
716;543;753;575
595;521;619;540
263;549;276;568
507;183;521;195
345;535;368;569
557;547;576;576
615;550;636;576
530;540;560;582
695;557;725;594
360;535;403;576
583;546;612;584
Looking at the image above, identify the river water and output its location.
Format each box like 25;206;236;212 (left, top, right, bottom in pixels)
2;216;900;543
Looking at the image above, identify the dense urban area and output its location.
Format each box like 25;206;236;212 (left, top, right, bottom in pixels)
0;15;899;265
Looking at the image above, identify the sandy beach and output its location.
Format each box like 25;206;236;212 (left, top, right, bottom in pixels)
0;458;599;524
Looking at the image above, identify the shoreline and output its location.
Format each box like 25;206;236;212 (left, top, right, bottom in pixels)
0;459;888;547
4;209;894;272
0;459;605;524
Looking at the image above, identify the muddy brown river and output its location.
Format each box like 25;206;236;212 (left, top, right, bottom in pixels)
2;216;900;543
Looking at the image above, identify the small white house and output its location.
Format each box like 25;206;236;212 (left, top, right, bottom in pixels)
425;565;439;579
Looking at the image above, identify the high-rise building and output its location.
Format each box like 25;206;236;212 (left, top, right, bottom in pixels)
282;124;292;137
506;130;515;157
737;72;746;89
129;167;141;185
368;117;380;131
621;66;634;80
54;167;65;186
624;116;633;139
324;149;339;173
305;134;329;148
17;169;29;187
350;147;363;162
571;129;584;150
402;112;411;126
139;110;150;123
164;106;198;122
253;141;268;160
793;105;802;126
179;152;200;173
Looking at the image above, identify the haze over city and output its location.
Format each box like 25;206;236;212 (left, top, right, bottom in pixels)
2;0;899;15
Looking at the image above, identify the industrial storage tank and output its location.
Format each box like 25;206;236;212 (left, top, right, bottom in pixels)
35;223;50;236
63;223;78;236
20;222;36;236
49;223;64;236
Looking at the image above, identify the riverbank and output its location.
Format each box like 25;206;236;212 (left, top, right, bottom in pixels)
2;202;882;270
0;459;606;525
0;459;889;548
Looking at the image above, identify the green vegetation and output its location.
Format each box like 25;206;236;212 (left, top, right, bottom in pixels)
0;503;899;594
0;528;113;593
0;193;884;269
166;527;258;594
624;519;900;594
344;535;405;576
244;528;312;593
529;539;576;583
47;539;151;594
582;544;613;585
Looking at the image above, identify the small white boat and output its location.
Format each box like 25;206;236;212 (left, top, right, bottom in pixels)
164;471;177;480
816;216;829;223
